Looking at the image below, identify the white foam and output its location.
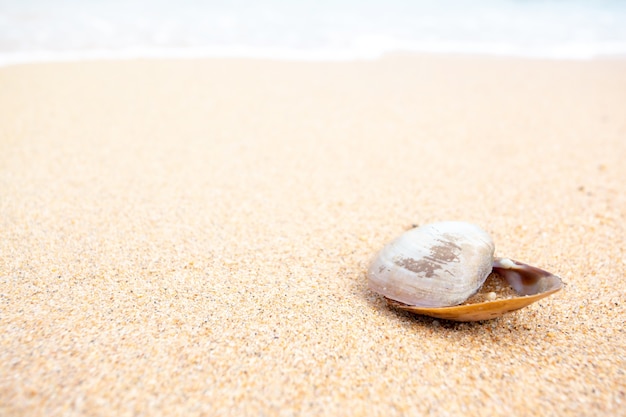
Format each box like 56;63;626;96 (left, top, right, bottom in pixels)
3;39;626;68
0;45;383;67
1;0;625;66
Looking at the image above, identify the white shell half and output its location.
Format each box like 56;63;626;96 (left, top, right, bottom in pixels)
367;221;495;307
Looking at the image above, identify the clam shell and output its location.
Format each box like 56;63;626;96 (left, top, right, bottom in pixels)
387;258;563;322
367;221;495;307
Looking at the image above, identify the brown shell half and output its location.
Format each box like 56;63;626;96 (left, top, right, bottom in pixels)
386;258;563;322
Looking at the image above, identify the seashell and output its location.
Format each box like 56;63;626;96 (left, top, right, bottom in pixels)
367;221;563;322
368;221;495;307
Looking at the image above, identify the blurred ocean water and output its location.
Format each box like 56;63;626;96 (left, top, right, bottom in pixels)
1;0;626;65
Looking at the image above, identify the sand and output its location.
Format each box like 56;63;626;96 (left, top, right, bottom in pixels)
1;55;625;416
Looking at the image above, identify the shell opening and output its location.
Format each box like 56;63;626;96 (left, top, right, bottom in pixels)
492;257;563;296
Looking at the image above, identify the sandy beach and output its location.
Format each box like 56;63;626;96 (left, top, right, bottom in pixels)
1;54;625;416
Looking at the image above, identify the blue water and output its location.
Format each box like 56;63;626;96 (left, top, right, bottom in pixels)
1;0;626;65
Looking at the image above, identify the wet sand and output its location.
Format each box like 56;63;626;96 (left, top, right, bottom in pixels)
1;55;625;416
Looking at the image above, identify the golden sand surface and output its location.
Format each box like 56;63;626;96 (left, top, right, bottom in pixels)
1;55;625;416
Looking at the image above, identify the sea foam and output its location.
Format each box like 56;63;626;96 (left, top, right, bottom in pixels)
1;0;625;66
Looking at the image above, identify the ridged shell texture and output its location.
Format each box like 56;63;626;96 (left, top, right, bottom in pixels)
368;221;495;307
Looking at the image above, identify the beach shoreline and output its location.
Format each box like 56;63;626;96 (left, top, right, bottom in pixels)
2;48;626;69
